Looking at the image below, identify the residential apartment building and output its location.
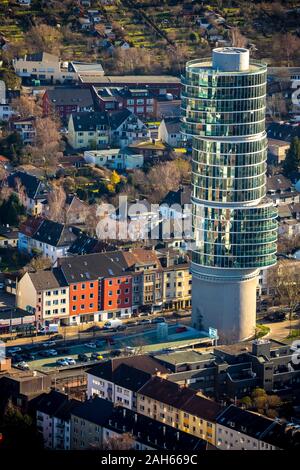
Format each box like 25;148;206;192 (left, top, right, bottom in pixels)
13;52;76;84
115;88;154;118
13;52;104;84
43;88;94;122
18;218;78;262
216;405;281;450
122;248;163;314
11;116;36;145
162;263;191;310
137;376;222;446
153;339;300;400
68;111;110;150
35;390;80;450
86;355;169;409
57;251;133;324
7;171;49;215
84;148;144;170
158;117;181;147
16;269;69;327
70;396;206;451
109;108;150;148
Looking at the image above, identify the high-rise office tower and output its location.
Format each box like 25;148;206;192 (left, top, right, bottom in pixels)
181;48;277;342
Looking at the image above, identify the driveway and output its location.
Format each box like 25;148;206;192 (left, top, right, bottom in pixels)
263;318;300;342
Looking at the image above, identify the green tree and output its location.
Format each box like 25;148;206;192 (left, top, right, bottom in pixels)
283;137;300;176
0;194;25;226
0;401;43;450
240;396;252;409
0;132;23;164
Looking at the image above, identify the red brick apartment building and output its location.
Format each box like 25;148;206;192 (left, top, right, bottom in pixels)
58;251;133;324
69;279;99;322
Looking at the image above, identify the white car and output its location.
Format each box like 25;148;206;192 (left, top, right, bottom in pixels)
16;361;30;370
66;357;76;365
125;346;135;354
56;359;69;367
85;342;97;348
9;347;22;354
43;341;56;348
48;349;58;356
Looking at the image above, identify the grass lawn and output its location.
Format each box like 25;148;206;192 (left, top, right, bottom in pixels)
255;324;270;338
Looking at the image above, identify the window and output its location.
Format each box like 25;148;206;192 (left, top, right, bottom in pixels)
72;296;77;301
72;306;76;311
81;284;86;289
90;283;94;288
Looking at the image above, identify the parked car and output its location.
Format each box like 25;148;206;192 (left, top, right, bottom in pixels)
91;352;104;361
103;319;122;330
65;357;76;365
138;312;150;317
48;349;58;356
117;324;127;331
8;347;22;355
111;349;122;357
56;359;69;367
139;319;151;325
127;321;138;327
16;361;30;370
152;317;166;324
125;346;135;355
78;353;89;362
84;342;97;348
175;326;187;333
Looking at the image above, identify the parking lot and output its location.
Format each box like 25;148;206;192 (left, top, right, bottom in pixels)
7;323;209;372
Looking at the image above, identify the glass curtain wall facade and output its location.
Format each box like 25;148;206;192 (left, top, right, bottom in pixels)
181;48;277;342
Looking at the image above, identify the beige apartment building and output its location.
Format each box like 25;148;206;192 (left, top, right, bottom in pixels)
137;376;222;446
16;270;69;327
162;263;191;310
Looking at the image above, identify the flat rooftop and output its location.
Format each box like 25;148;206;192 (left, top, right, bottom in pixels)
154;350;214;365
79;75;181;84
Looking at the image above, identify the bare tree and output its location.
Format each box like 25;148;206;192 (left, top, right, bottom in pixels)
47;181;66;222
269;260;300;334
14;177;27;207
230;27;247;48
25;24;63;54
25;117;61;173
274;33;300;67
101;433;135;450
11;95;42;119
23;256;53;273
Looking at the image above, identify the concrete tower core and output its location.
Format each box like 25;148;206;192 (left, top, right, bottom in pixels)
181;48;277;342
